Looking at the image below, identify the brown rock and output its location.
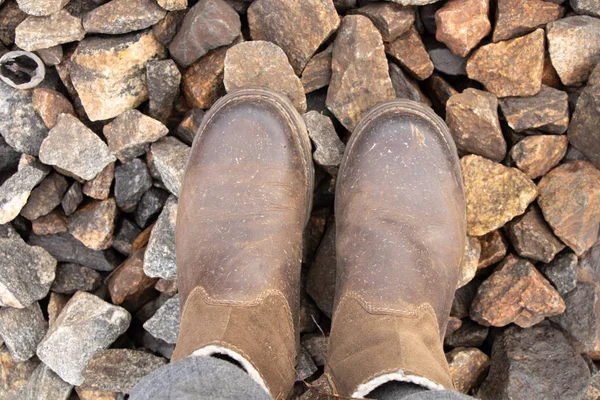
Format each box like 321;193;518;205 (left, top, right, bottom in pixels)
83;0;166;35
71;31;166;121
389;62;431;106
155;279;177;295
0;345;39;398
458;236;482;288
327;15;395;131
82;163;114;201
510;134;568;179
434;0;491;57
352;2;415;42
152;10;185;47
15;9;85;52
32;88;74;129
247;0;340;74
493;0;563;42
446;347;490;394
547;16;600;87
470;255;565;327
460;155;538;236
224;41;307;113
20;172;68;220
499;85;569;134
76;387;120;400
569;64;600;169
466;29;544;97
51;263;102;294
542;54;562;89
385;26;434;80
445;88;506;162
168;0;240;67
68;198;118;251
301;46;332;94
0;1;27;47
47;292;69;327
31;209;68;235
427;73;458;106
538;161;600;255
505;205;565;263
107;248;158;312
477;230;508;270
446;316;463;337
182;47;227;110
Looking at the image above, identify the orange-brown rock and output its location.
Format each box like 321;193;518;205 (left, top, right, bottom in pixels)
569;64;600;170
32;88;75;129
82;162;114;201
493;0;563;42
538;161;600;255
385;26;434;80
107;248;158;311
427;73;458;106
470;255;565;327
446;347;490;394
31;209;68;236
352;2;415;42
301;46;332;94
477;230;507;270
460;155;538;236
435;0;491;57
466;29;544;98
510;135;568;179
182;47;227;110
67;198;118;251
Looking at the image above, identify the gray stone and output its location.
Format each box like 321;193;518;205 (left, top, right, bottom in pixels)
82;349;167;393
571;0;600;16
0;302;47;362
29;232;120;271
301;334;328;367
169;0;240;67
149;137;189;197
20;172;68;220
19;363;73;400
427;45;467;76
39;114;116;181
303;111;345;176
142;331;175;360
15;0;70;16
444;319;489;348
143;294;180;344
83;0;166;34
0;157;50;224
112;218;141;256
147;59;181;123
540;253;578;295
115;159;152;213
15;9;85;51
388;62;430;105
144;196;177;279
175;108;205;145
0;137;19;173
36;45;63;66
36;291;131;385
297;347;318;381
134;187;170;229
0;345;40;399
0;80;48;155
0;235;56;308
71;31;166;121
61;182;82;216
51;263;102;294
479;325;590;399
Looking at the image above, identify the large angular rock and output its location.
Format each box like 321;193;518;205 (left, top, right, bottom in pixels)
466;29;544;97
0;236;56;308
39;114;116;181
505;205;565;263
182;47;227;110
82;163;114;201
114;159;152;213
510;135;569;179
470;255;565;327
149;137;189;197
20;172;68;220
301;46;332;94
0;158;50;224
446;347;490;394
107;248;158;311
144;196;177;279
71;31;166;121
445;88;506;162
147;59;180;123
303;111;345;176
36;291;131;385
29;232;119;271
493;0;563;42
15;9;85;51
385;26;434;80
0;345;39;399
478;325;590;399
569;64;600;169
327;15;394;131
169;0;240;67
352;2;414;42
15;0;69;16
83;0;166;34
248;0;339;74
68;198;117;251
32;87;74;129
20;363;73;400
0;80;48;155
499;85;569;134
547;16;600;87
224;41;307;113
539;252;578;295
434;0;491;57
143;294;180;344
460;155;537;236
82;349;166;393
0;303;47;362
51;263;102;294
538;161;600;255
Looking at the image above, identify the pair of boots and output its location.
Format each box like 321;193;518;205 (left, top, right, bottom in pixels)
174;88;466;399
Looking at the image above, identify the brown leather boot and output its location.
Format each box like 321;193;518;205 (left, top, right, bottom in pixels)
173;88;313;398
327;100;466;397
